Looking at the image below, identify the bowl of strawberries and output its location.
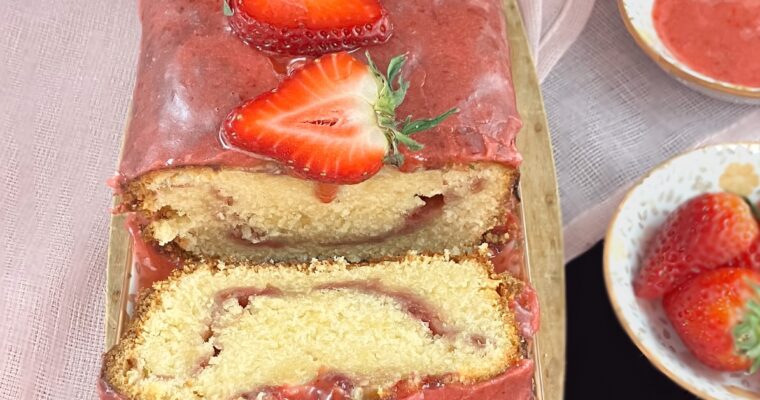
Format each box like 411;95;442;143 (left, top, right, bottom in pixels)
605;142;760;399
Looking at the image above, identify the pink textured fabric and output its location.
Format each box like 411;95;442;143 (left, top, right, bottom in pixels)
543;0;760;260
0;0;139;398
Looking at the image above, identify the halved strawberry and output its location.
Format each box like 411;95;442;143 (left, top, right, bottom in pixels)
221;51;457;184
226;0;392;56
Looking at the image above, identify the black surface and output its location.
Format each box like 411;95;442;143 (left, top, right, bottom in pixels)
565;241;696;399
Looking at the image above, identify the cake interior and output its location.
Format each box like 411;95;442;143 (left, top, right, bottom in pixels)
126;163;517;262
103;254;523;400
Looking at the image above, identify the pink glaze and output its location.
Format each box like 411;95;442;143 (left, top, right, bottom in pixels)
510;284;540;339
490;193;525;277
99;360;534;400
245;373;356;399
125;214;182;290
399;360;535;400
117;0;521;182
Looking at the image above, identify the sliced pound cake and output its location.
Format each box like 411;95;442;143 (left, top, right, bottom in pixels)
125;164;517;263
101;253;528;399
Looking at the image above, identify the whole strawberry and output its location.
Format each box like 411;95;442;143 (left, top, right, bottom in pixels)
634;193;759;299
725;237;760;270
664;268;760;372
724;201;760;270
227;0;392;56
222;52;457;184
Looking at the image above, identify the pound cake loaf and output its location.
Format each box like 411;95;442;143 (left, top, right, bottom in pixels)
114;0;523;263
101;253;534;399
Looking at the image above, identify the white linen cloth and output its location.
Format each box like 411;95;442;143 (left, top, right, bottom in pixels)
0;0;755;397
545;1;759;259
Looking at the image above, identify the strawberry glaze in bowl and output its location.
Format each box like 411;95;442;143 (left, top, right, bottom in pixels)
605;142;760;400
618;0;760;104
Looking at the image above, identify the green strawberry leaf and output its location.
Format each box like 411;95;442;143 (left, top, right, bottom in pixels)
400;108;459;136
385;55;409;108
734;287;760;373
386;55;406;89
365;51;459;162
223;0;233;17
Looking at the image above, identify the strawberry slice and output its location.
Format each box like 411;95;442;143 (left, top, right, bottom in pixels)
226;0;392;56
221;51;457;184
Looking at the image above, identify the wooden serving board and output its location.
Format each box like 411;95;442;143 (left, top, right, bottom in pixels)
502;0;567;398
104;0;565;398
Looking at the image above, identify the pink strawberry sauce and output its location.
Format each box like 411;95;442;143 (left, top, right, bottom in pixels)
314;183;340;203
654;0;760;88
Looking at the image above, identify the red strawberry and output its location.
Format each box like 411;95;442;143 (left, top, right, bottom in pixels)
634;193;759;299
725;237;760;270
222;52;457;184
663;268;760;372
226;0;392;56
724;201;760;270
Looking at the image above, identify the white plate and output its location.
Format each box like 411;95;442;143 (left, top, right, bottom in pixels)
618;0;760;104
605;142;760;400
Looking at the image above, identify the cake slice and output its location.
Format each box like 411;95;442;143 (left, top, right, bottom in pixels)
115;0;522;263
101;253;532;399
125;164;517;263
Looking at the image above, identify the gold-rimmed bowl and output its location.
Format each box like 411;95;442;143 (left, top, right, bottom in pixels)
605;142;760;400
618;0;760;104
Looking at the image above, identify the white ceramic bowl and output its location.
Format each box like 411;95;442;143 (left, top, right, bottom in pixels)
618;0;760;104
605;142;760;400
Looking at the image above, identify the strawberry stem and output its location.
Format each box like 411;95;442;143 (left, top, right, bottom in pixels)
734;289;760;374
223;0;233;17
366;51;458;166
